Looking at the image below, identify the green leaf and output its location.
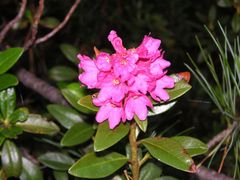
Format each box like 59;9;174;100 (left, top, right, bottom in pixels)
0;48;24;75
47;104;83;129
61;83;91;114
69;152;128;178
0;88;16;118
166;80;191;102
78;95;99;112
139;162;162;180
0;74;18;91
60;44;79;64
38;152;74;171
9;108;28;124
0;136;5;146
148;102;176;116
20;157;43;180
141;137;196;173
171;136;208;157
61;122;95;146
0;126;23;138
94;122;130;152
16;114;59;135
40;17;60;29
134;116;148;132
49;66;78;82
1;140;22;177
53;171;69;180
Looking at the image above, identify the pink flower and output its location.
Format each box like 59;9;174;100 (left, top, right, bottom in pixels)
96;102;126;129
78;54;99;89
136;36;161;59
108;30;126;53
95;52;112;71
150;75;175;101
78;30;175;129
128;73;151;94
113;52;139;81
150;57;171;78
93;74;128;104
125;94;153;120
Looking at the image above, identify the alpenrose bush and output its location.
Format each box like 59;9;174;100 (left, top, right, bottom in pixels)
65;30;208;180
78;30;174;129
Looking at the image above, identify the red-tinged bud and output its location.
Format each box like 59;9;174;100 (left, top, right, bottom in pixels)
178;71;191;83
94;46;100;57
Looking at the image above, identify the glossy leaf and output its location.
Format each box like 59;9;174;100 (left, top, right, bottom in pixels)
1;140;22;177
53;171;69;180
134;116;148;132
60;44;79;64
0;136;5;146
38;152;74;171
94;121;130;152
40;17;60;29
78;95;99;112
47;104;83;129
69;152;128;178
49;66;78;82
0;88;16;118
0;74;18;91
61;83;91;114
16;114;59;135
148;102;176;116
0;47;24;75
61;122;94;146
9;108;28;124
139;162;162;180
171;136;208;157
0;126;23;138
166;80;191;102
141;137;196;173
20;157;43;180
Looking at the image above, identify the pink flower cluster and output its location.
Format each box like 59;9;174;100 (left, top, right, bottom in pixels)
78;30;174;129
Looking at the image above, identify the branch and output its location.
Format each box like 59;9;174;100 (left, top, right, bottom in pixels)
24;0;44;49
35;0;81;45
207;121;237;149
0;0;27;44
16;68;68;106
195;122;238;180
196;166;233;180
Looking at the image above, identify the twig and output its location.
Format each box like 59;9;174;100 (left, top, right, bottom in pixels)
0;0;27;44
16;68;68;106
35;0;81;45
129;122;139;180
195;122;238;180
207;121;238;149
196;166;234;180
124;170;131;180
218;137;230;173
24;0;44;49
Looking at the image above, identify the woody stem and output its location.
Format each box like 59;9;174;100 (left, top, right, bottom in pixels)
129;121;139;180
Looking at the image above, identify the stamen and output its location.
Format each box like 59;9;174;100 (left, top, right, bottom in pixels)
112;79;120;85
120;59;127;65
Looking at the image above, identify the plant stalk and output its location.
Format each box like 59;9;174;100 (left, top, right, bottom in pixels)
129;122;139;180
